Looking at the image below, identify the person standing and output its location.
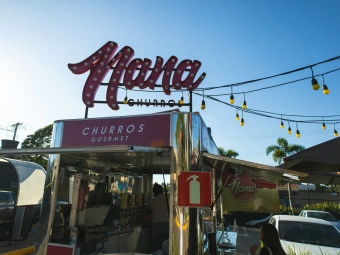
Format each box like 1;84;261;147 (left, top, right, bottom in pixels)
148;183;169;252
250;223;286;255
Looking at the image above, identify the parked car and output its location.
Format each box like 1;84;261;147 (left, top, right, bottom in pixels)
0;191;16;233
269;215;340;254
299;210;340;230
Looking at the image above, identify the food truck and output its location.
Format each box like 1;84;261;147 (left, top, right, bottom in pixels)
0;40;308;255
0;111;308;255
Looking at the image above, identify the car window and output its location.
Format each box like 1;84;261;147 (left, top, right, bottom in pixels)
0;193;9;205
307;212;337;221
279;220;340;248
271;218;276;227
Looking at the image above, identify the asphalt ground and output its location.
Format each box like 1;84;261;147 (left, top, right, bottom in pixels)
0;225;260;255
0;225;37;255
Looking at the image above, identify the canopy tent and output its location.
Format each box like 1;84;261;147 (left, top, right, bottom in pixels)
283;137;340;185
203;152;308;183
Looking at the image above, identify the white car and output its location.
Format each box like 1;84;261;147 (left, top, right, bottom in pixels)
299;210;340;230
269;215;340;254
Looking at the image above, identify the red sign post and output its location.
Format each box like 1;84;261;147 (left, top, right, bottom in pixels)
178;172;211;208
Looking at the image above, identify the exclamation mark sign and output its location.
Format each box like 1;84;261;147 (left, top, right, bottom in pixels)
187;175;200;204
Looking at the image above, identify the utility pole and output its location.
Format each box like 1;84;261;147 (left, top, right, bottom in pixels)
11;123;23;141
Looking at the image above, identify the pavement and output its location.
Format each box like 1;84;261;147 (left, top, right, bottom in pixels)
0;225;259;255
235;226;260;255
0;226;37;255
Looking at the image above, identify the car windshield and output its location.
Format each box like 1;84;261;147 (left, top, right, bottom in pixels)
279;220;340;248
308;212;337;222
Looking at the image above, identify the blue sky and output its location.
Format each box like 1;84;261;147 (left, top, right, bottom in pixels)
1;0;340;183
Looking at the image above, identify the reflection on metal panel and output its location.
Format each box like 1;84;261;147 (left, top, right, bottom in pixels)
170;113;202;255
35;121;64;255
201;121;219;155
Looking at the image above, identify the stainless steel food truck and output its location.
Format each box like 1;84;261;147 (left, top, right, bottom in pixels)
0;40;308;255
0;111;307;255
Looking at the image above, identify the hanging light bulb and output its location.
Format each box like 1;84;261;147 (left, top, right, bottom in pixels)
310;67;320;90
288;121;291;134
230;86;234;104
322;75;330;94
296;122;301;138
280;115;284;129
240;111;244;126
322;118;326;130
124;89;128;104
236;109;240;121
180;90;184;105
230;95;234;104
201;91;206;110
334;124;339;137
242;93;247;109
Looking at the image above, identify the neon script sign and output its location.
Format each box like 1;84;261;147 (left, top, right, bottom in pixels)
68;41;206;110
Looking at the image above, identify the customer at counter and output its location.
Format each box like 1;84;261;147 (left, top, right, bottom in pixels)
148;183;170;252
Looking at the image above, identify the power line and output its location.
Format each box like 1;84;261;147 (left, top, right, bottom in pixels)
201;67;340;96
199;55;340;90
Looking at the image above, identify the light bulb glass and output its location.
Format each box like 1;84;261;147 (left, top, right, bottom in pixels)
236;114;240;121
124;96;128;104
180;96;184;104
322;123;326;130
230;95;234;104
201;100;206;110
312;78;320;90
323;85;330;95
280;121;284;129
242;101;247;109
296;130;301;138
240;118;244;126
335;130;339;137
288;127;291;134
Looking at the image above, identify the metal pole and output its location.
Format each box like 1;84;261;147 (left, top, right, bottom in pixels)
288;183;294;215
211;168;217;233
189;91;193;112
12;123;21;141
85;106;89;119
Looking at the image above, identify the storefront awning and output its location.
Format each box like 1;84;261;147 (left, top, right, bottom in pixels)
203;152;308;183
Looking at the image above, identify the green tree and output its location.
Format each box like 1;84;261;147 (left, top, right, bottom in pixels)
266;137;305;164
17;124;53;169
217;147;239;158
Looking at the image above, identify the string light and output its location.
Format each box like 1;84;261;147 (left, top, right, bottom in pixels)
288;121;292;134
124;89;128;104
179;90;184;105
296;122;301;138
322;117;326;130
201;91;206;110
322;74;330;95
310;67;320;90
280;115;284;129
334;124;339;137
230;86;234;104
240;111;244;126
236;109;240;121
242;93;247;109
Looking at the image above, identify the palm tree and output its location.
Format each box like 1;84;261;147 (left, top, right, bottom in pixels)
266;138;305;164
218;147;239;158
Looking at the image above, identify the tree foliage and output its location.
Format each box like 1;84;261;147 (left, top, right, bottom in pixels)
218;147;239;158
16;124;53;169
266;137;305;164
